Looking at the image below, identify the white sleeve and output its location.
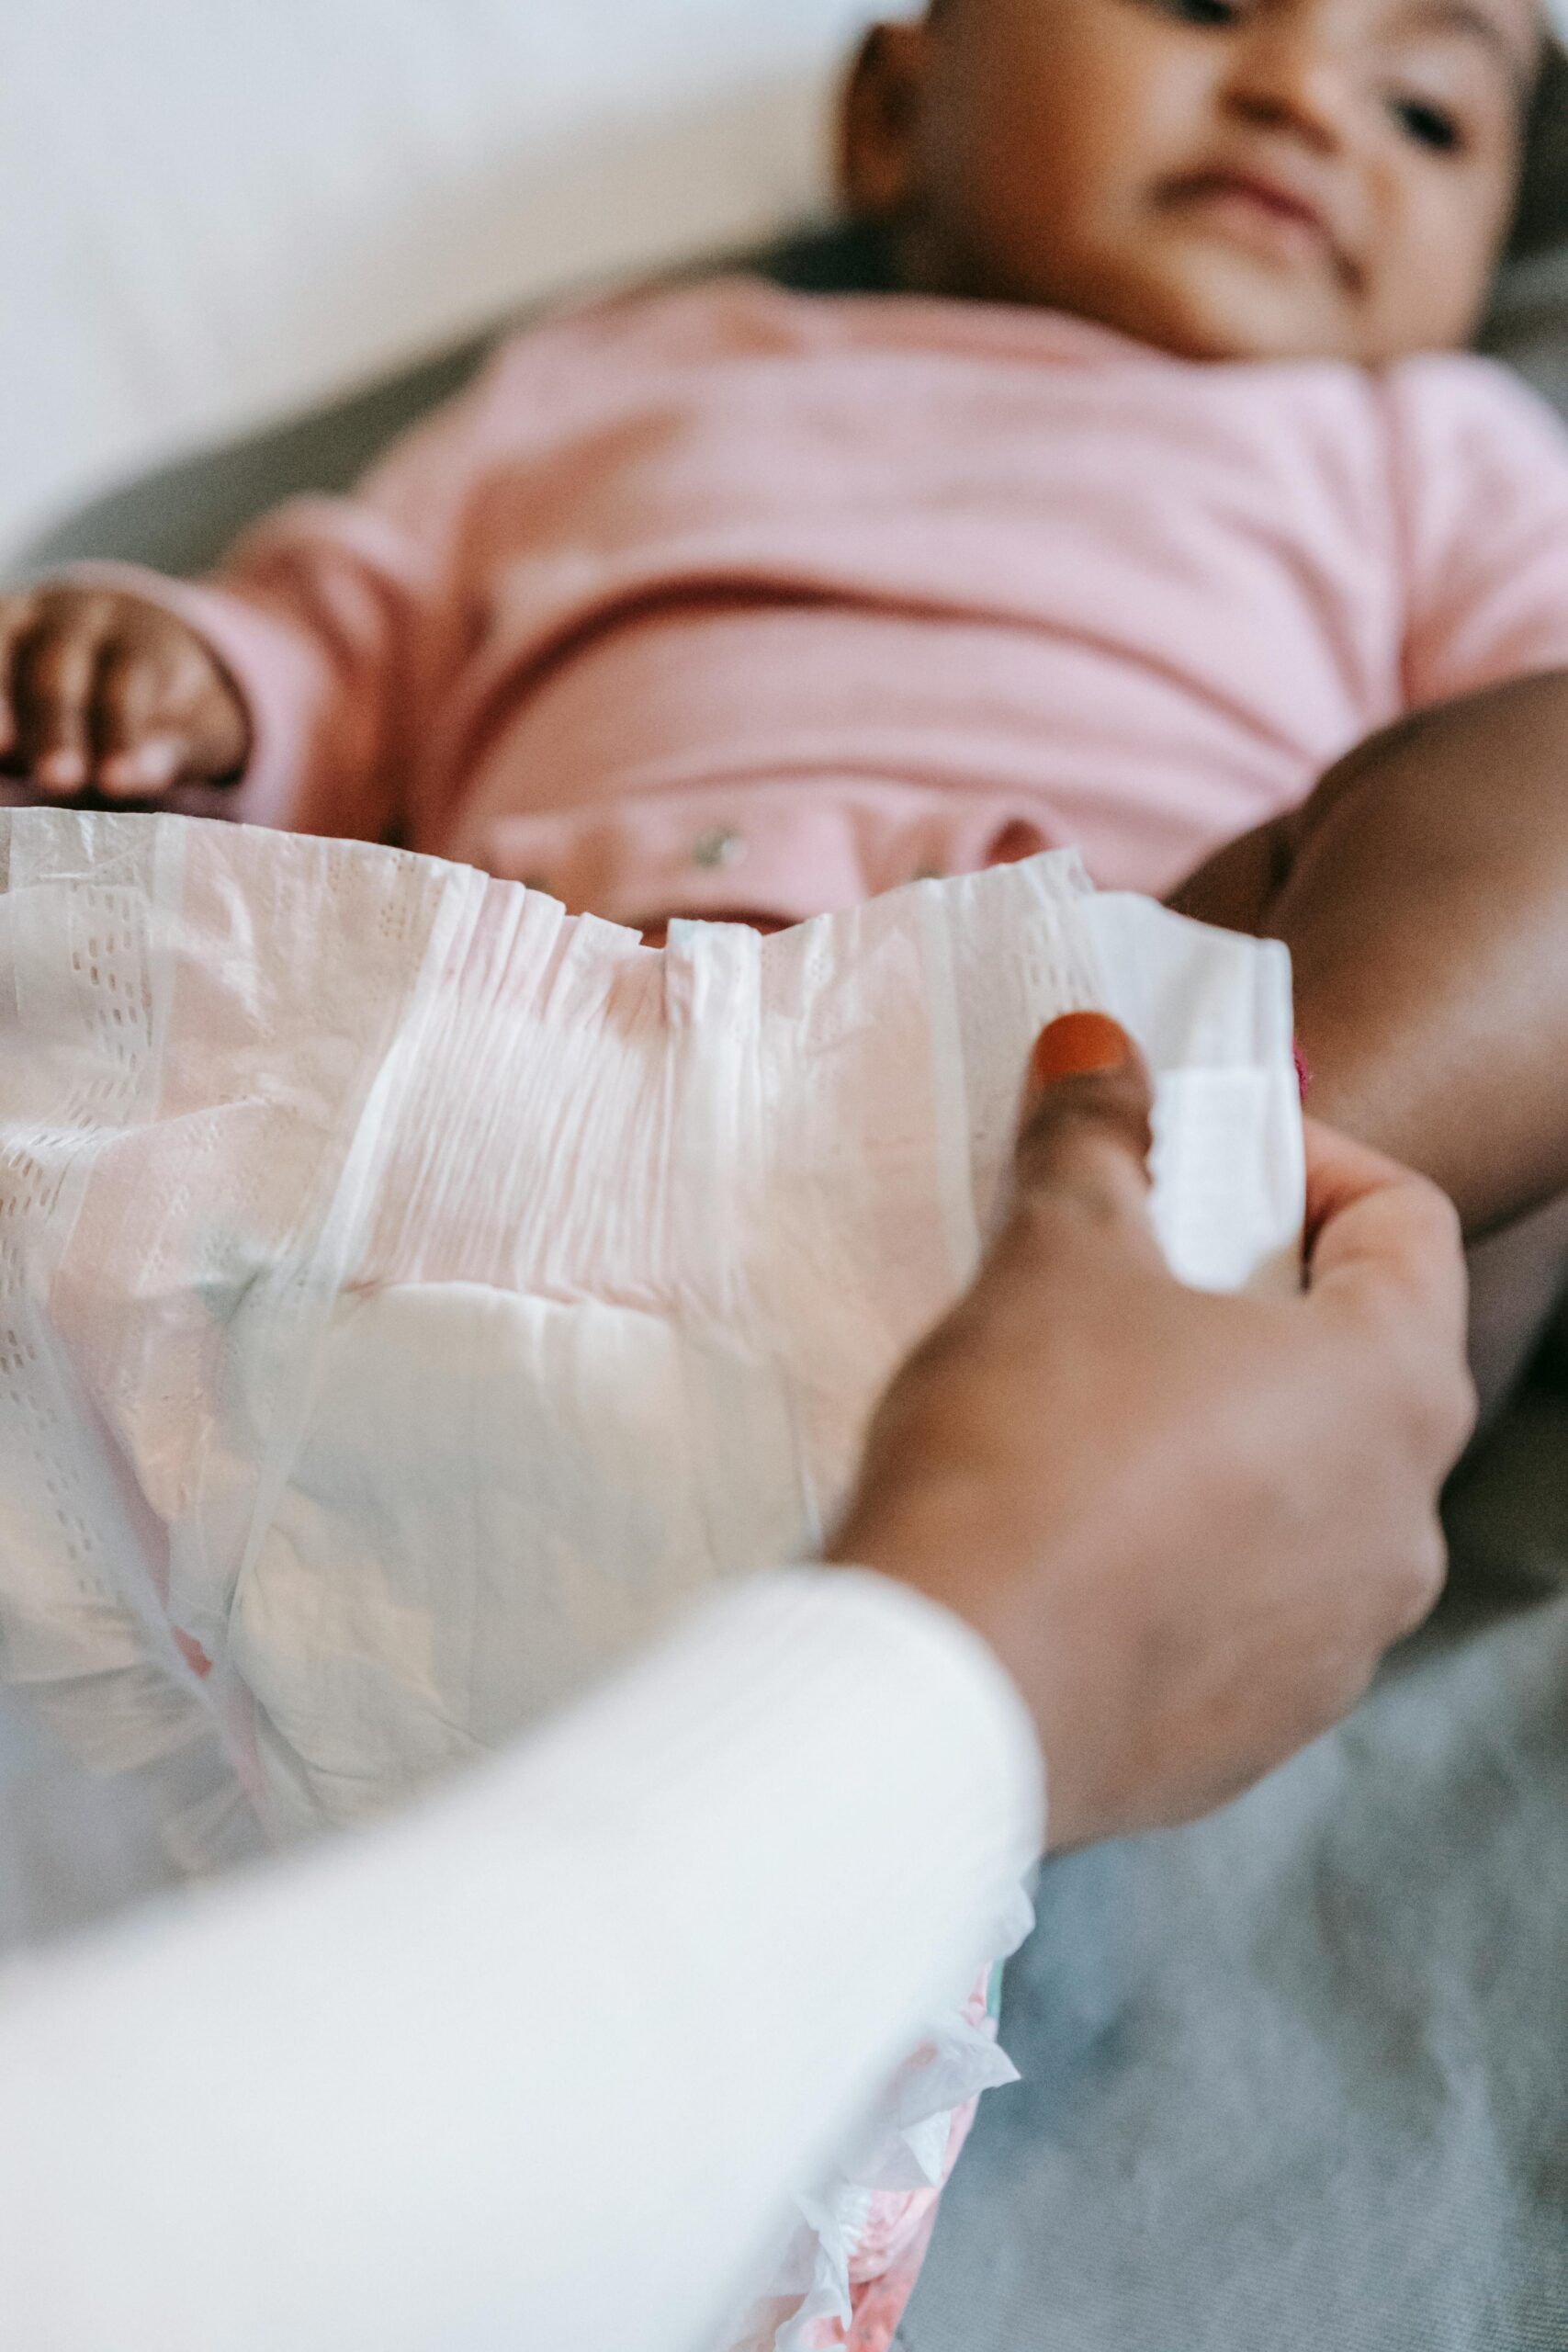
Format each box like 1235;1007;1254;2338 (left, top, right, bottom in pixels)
0;1567;1043;2352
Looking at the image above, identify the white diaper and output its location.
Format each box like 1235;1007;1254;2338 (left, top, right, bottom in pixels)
0;808;1303;2347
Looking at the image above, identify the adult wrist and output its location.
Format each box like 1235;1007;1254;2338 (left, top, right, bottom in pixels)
826;1492;1066;1766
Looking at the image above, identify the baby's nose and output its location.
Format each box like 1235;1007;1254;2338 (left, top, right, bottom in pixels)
1222;22;1358;150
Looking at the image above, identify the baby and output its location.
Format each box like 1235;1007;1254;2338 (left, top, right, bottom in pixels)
1;5;1562;2340
6;0;1568;1383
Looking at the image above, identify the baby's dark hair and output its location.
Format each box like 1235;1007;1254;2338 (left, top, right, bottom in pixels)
1508;39;1568;256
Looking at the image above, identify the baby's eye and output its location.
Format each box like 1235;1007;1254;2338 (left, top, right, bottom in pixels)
1165;0;1244;24
1390;94;1462;151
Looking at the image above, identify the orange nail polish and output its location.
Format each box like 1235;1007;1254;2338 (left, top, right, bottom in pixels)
1030;1011;1132;1090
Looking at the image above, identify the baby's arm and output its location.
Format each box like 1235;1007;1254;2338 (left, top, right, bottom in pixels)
0;499;454;842
0;582;249;803
0;318;588;841
0;514;446;842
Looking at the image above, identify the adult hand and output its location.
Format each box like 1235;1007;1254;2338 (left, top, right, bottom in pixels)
0;585;250;800
829;1012;1475;1851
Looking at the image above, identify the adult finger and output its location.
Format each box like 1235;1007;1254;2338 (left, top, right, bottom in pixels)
1302;1116;1475;1464
1303;1115;1450;1257
1303;1118;1472;1355
1010;1012;1165;1269
14;617;107;795
0;594;35;759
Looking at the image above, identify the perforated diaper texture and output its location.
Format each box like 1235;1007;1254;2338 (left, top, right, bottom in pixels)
0;809;1303;2350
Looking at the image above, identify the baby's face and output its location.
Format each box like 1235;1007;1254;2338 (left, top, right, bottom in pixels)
843;0;1542;362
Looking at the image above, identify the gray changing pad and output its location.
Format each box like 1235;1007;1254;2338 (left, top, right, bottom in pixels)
906;1382;1568;2349
9;214;1568;2350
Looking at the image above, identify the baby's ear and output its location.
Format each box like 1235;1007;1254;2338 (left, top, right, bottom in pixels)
839;22;931;222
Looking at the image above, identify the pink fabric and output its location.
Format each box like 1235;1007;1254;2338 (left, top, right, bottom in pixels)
58;277;1568;924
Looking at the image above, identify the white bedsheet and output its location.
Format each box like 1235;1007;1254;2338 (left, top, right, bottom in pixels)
0;0;886;562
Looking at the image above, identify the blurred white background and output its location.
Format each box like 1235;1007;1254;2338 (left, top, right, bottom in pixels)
0;0;889;561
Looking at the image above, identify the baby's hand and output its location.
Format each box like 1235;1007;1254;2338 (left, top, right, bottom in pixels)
0;585;250;800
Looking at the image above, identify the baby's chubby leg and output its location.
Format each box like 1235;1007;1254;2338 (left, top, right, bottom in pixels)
1172;671;1568;1405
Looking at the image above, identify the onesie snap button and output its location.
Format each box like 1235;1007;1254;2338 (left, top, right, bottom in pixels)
691;827;749;871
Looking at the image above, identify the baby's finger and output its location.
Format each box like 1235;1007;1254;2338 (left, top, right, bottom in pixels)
0;595;36;758
115;648;247;794
181;659;251;785
15;620;103;795
94;643;189;797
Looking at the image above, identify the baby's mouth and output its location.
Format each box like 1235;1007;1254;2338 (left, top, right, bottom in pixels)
1156;168;1351;281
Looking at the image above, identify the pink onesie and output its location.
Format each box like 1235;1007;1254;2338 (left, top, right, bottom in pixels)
59;275;1568;924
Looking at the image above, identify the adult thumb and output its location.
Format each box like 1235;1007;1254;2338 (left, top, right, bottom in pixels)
1012;1012;1163;1259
